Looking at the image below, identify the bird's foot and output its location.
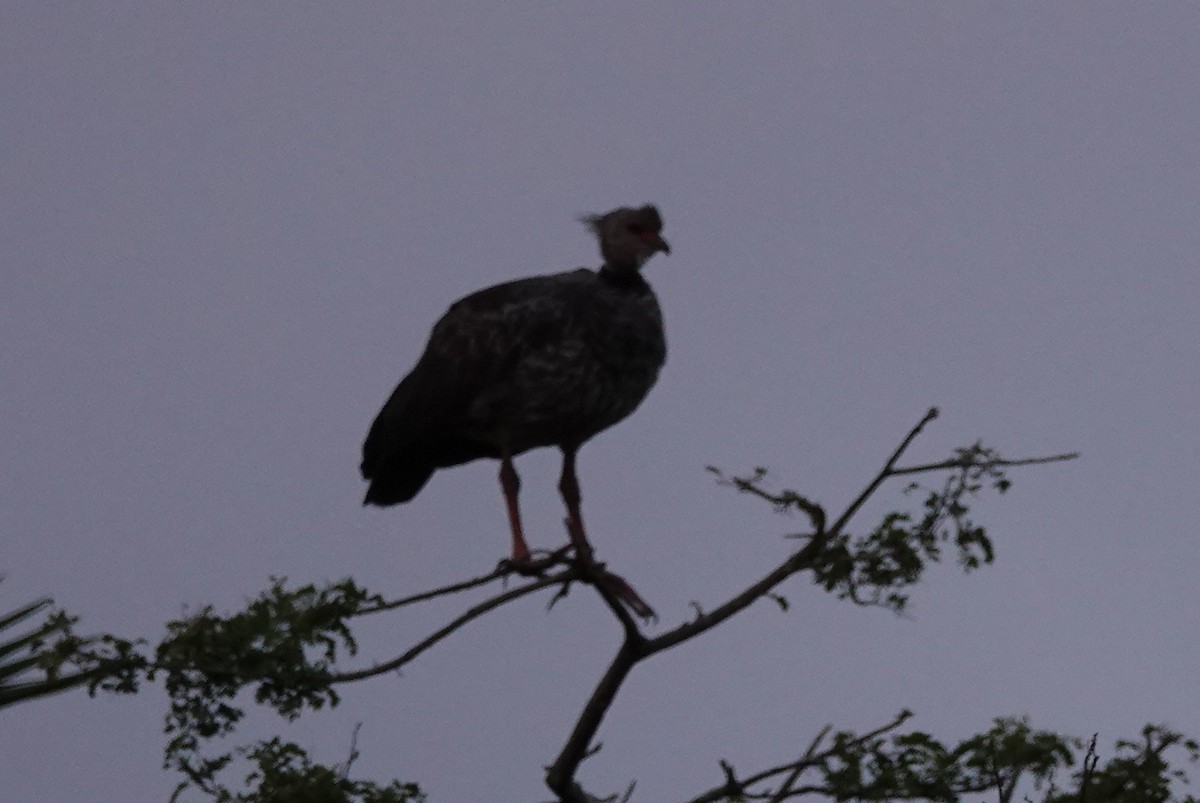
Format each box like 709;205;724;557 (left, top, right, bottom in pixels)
545;562;656;622
597;569;657;622
498;545;572;577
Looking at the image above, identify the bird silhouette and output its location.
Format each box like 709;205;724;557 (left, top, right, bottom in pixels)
361;204;669;613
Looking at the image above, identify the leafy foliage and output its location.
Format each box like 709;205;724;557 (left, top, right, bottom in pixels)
798;716;1071;801
954;716;1076;800
15;421;1155;803
711;443;1012;613
168;737;425;803
0;585;146;708
1045;725;1200;803
712;717;1198;803
154;578;377;775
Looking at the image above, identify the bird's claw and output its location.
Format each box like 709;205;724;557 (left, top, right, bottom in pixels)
498;545;573;577
578;560;656;621
501;543;656;622
601;571;657;622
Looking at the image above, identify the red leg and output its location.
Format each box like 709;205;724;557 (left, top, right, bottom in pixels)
559;447;655;620
558;447;593;562
499;453;532;564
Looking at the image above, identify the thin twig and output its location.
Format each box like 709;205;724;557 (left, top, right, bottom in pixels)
338;723;363;780
828;407;939;536
356;568;509;614
356;551;574;615
643;409;941;657
766;724;834;803
889;451;1079;477
1079;733;1099;803
590;572;646;642
686;712;913;803
331;570;574;683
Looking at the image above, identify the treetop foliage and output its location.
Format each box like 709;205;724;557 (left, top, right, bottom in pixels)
11;410;1192;803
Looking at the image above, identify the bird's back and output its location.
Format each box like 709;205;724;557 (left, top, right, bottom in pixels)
361;267;665;505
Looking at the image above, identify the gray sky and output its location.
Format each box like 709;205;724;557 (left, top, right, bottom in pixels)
3;4;1199;801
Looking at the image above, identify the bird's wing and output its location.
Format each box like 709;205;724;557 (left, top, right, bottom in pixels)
426;269;594;389
361;269;593;481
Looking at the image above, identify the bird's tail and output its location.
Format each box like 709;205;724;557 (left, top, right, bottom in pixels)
362;460;435;506
360;366;444;506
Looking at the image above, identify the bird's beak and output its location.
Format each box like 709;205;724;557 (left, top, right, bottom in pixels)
650;234;671;255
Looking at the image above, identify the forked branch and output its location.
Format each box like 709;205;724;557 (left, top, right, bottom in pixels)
544;408;1076;801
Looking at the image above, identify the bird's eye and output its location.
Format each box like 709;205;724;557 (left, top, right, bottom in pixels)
627;224;646;235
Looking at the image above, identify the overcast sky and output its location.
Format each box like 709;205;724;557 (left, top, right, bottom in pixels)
3;4;1199;801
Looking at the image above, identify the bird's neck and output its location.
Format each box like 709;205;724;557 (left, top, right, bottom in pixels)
598;264;650;292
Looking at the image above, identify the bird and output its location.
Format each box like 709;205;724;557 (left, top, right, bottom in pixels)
361;204;670;583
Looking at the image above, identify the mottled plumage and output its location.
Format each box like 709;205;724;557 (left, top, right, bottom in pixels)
361;204;670;569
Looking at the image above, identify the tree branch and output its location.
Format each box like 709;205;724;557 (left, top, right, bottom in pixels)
147;407;1082;803
355;566;513;614
888;451;1079;477
539;408;1079;801
764;724;834;803
686;711;914;803
828;406;939;536
647;408;945;657
543;410;949;801
331;570;575;683
545;639;643;802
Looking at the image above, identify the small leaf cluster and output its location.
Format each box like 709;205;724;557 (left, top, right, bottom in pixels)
1045;725;1200;803
818;717;1070;801
811;445;1009;613
169;737;425;803
155;578;377;786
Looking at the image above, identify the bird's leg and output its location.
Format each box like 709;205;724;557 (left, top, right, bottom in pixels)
499;453;533;564
558;447;594;563
558;447;656;620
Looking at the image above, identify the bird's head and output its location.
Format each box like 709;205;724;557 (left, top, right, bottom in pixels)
581;204;670;273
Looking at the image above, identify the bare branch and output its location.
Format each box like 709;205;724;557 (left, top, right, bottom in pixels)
540;406;1084;801
335;553;653;688
355;566;512;614
643;540;822;657
829;406;939;536
645;408;943;657
889;451;1079;477
765;724;834;803
338;722;363;781
331;570;574;683
1079;733;1099;803
546;639;642;801
687;711;913;803
357;548;577;615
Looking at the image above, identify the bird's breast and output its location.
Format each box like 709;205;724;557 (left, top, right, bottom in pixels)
467;292;665;452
